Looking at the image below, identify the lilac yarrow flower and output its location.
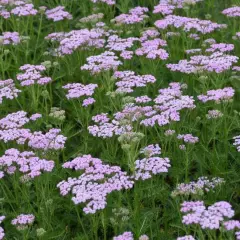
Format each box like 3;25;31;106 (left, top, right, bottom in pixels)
11;2;38;16
140;28;160;41
140;144;161;157
0;216;5;240
57;155;134;214
136;38;169;60
113;232;134;240
155;15;226;34
120;50;134;60
113;6;149;25
177;134;199;144
17;64;52;86
167;51;238;74
106;35;139;52
135;156;170;180
233;135;240;152
206;110;223;119
222;6;240;17
45;28;106;56
153;0;203;16
140;82;195;127
224;220;240;231
189;33;200;40
177;236;195;240
63;83;98;100
11;214;35;230
45;6;72;21
28;128;67;151
206;43;234;53
0;111;39;129
171;176;225;197
0;112;66;150
81;51;122;75
113;232;149;240
0;148;54;180
198;87;235;103
91;0;115;5
134;144;170;180
181;201;235;229
89;83;195;138
113;71;156;93
135;96;152;103
0;79;21;104
82;97;95;107
0;32;21;45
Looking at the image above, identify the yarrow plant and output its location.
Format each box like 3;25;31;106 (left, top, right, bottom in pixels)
17;64;52;86
57;155;134;214
0;148;55;181
0;0;239;239
153;0;203;16
81;51;122;75
45;6;72;21
171;176;225;197
0;79;21;104
11;214;35;230
0;216;5;240
113;7;149;25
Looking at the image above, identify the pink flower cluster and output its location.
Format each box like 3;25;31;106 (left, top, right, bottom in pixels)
198;87;235;103
57;155;134;214
0;216;5;240
181;201;235;229
81;51;122;75
233;135;240;152
177;134;199;144
153;0;203;15
206;109;223;119
172;176;225;197
91;0;115;5
63;83;98;102
11;214;35;230
134;144;170;180
0;148;54;180
206;43;234;53
45;28;106;55
177;236;195;240
0;79;21;104
113;7;149;25
106;35;138;52
0;32;20;45
135;38;169;60
113;71;156;93
45;6;72;21
113;232;133;240
88;112;132;138
167;52;238;74
155;15;226;34
0;111;66;150
140;28;160;40
0;111;38;129
28;128;67;151
140;83;195;127
222;6;240;17
11;2;38;17
17;64;52;86
89;83;195;138
113;232;149;240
